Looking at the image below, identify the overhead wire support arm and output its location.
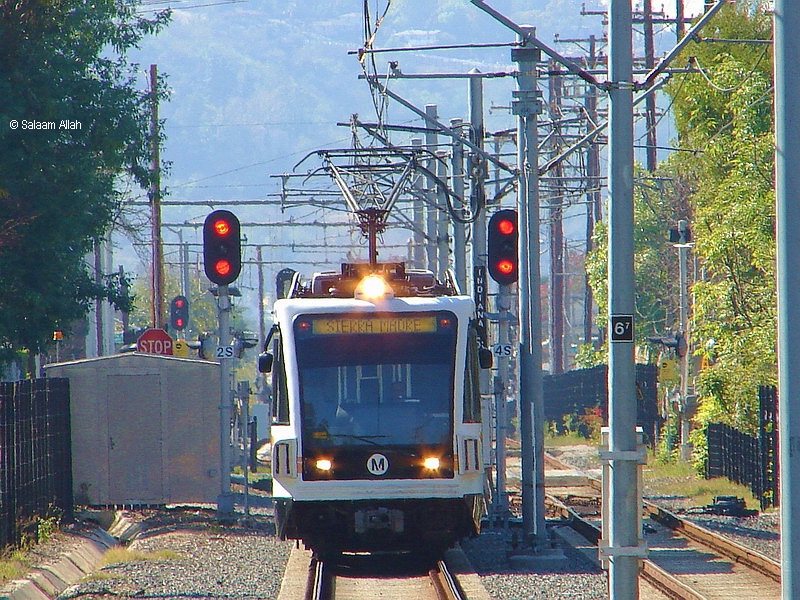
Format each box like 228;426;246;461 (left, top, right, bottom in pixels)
323;159;362;214
539;74;672;176
365;75;517;176
351;40;520;57
642;0;729;89
470;0;604;89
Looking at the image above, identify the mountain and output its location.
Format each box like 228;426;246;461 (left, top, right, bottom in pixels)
118;0;701;322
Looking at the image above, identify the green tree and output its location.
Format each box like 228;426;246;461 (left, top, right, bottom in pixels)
0;1;169;367
580;164;692;374
583;1;774;438
666;0;774;435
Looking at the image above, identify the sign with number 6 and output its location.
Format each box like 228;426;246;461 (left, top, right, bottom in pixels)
610;315;634;342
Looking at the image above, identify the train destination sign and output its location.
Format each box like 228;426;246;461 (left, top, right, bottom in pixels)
310;315;438;336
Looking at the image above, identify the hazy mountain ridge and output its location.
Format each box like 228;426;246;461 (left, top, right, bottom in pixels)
121;0;694;304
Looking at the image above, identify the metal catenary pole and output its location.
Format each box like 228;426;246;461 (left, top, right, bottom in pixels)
216;284;235;518
774;2;800;597
451;118;468;291
605;0;643;597
513;30;547;547
425;105;440;272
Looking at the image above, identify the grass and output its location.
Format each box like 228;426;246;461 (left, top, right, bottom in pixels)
544;431;601;447
0;544;183;586
544;432;767;511
0;550;31;585
643;457;765;510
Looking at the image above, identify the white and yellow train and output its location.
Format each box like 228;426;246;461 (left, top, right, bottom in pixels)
259;262;490;556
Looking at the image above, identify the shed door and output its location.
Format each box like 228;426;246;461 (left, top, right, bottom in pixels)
107;374;164;503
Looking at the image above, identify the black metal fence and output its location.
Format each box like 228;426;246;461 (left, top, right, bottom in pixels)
705;385;778;511
0;378;73;549
543;363;661;444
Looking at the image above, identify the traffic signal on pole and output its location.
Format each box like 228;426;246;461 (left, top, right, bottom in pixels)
203;210;242;285
487;209;519;285
170;295;189;331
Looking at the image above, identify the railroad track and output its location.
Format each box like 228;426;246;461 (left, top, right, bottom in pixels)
284;548;472;600
544;451;782;599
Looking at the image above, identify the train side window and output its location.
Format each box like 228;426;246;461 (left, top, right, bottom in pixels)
463;325;481;423
272;335;290;425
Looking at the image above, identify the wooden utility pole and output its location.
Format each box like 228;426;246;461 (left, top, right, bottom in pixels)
643;0;659;172
149;64;164;329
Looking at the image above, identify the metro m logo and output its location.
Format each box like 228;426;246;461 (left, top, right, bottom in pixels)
366;453;389;476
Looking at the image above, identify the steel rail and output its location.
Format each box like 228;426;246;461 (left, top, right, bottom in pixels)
431;560;467;600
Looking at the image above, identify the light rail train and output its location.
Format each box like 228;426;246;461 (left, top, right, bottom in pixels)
259;261;490;556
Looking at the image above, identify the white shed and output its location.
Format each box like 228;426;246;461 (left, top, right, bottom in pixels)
45;353;221;506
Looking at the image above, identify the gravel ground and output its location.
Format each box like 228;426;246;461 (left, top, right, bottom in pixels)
57;494;294;600
461;528;608;600
36;446;779;599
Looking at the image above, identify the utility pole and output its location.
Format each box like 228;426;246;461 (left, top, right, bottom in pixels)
149;64;165;330
774;1;800;596
605;1;643;597
256;245;266;344
451;118;467;290
674;220;693;462
411;137;427;269
676;0;685;40
585;35;603;348
547;62;565;374
513;30;547;549
643;0;658;172
425;105;440;273
469;69;487;277
216;283;234;518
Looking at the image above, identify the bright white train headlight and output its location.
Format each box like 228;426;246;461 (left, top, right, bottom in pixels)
423;457;440;470
315;459;333;471
355;274;394;300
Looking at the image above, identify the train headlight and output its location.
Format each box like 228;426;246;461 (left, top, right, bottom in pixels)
315;458;333;471
423;457;440;470
355;274;394;300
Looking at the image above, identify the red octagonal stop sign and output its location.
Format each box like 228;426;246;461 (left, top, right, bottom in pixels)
137;328;174;356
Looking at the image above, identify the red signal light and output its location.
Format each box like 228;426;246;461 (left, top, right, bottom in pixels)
498;219;515;236
496;259;515;275
169;295;189;331
215;259;232;277
203;210;242;285
213;219;231;237
487;209;519;285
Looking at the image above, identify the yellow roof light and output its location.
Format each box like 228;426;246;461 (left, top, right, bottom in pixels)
355;274;394;300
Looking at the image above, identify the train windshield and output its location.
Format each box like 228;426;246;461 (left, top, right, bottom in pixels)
294;311;457;448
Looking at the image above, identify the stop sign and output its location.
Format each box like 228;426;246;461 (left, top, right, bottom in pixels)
137;328;174;356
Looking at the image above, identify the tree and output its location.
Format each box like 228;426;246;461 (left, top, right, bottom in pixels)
665;0;774;435
583;1;774;438
584;166;692;349
0;1;169;366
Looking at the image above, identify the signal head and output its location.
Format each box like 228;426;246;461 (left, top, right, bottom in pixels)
487;209;519;285
170;295;189;331
203;210;242;286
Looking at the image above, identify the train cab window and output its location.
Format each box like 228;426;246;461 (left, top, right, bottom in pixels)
272;335;290;425
462;326;482;423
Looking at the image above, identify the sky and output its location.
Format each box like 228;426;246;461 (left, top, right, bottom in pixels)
114;0;723;334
